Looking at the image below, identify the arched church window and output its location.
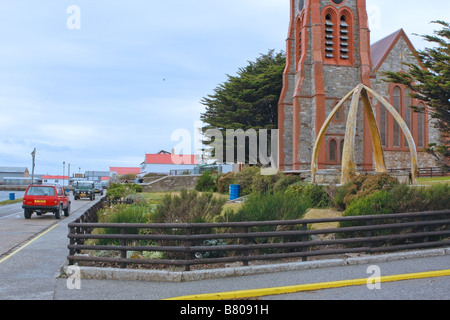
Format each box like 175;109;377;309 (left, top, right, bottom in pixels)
417;102;425;148
296;17;303;62
404;89;412;146
329;139;337;162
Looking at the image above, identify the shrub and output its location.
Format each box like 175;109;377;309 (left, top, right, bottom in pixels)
339;183;450;241
150;189;226;224
343;183;450;218
106;183;128;200
96;204;152;245
285;183;331;208
195;171;218;192
332;173;399;211
224;192;312;253
273;175;304;193
302;184;332;208
232;166;261;195
217;172;235;193
148;189;227;259
216;167;296;195
106;183;142;200
250;171;283;194
332;182;352;211
343;190;395;218
230;191;312;223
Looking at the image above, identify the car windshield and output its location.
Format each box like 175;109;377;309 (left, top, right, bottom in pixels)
76;183;93;189
26;186;55;196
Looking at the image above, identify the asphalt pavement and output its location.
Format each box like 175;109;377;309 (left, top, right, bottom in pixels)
0;196;449;301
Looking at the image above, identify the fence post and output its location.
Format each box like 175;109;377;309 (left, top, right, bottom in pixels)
423;215;430;243
185;227;191;272
68;225;75;266
243;226;249;266
301;223;308;262
366;220;373;249
120;227;127;269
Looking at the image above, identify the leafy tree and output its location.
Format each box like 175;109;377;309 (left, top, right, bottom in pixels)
382;21;450;170
200;50;285;164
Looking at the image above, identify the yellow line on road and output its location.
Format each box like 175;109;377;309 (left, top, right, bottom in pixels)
0;224;58;264
165;269;450;300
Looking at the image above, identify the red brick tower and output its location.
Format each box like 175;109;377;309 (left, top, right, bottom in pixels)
278;0;372;171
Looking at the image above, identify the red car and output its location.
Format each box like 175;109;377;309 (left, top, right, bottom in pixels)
22;185;71;220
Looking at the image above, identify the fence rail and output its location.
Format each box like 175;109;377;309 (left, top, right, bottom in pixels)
360;167;449;178
416;167;450;178
68;208;450;271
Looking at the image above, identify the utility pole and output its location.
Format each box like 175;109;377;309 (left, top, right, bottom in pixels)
68;163;70;188
63;161;65;188
31;148;36;184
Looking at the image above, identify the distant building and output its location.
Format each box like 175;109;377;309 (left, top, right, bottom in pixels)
85;171;110;182
140;152;198;175
0;167;30;184
42;175;69;186
109;167;141;177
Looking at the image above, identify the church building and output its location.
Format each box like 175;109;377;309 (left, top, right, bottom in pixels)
278;0;440;172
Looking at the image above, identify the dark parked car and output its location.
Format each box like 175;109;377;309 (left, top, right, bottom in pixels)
73;181;95;200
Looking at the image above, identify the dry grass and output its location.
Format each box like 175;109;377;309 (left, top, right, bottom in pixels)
304;208;343;230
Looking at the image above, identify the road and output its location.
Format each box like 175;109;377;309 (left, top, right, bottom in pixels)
0;196;448;302
0;195;95;258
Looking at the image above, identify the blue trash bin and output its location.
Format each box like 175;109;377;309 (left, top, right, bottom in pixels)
9;193;15;201
229;185;241;201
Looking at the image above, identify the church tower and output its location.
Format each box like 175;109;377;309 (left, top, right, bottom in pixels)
278;0;373;171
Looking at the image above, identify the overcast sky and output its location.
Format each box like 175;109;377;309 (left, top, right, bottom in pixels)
0;0;448;175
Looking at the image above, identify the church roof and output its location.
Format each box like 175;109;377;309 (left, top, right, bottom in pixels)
370;29;417;71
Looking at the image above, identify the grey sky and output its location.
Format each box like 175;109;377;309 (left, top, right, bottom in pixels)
0;0;448;175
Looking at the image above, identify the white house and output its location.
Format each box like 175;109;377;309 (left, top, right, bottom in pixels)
42;175;69;187
140;153;198;175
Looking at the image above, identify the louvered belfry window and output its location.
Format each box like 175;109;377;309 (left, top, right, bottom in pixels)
340;15;349;60
324;9;353;64
325;14;335;59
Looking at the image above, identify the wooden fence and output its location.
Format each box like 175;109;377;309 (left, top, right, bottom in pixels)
360;167;449;178
68;209;450;271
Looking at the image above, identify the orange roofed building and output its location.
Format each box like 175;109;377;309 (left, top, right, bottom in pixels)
140;151;198;175
109;167;141;177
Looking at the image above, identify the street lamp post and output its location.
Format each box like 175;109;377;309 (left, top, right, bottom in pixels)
63;161;65;188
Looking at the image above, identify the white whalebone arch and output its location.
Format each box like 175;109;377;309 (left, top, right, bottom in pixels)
311;84;418;185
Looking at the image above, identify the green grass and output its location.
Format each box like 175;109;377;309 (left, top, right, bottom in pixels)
0;198;23;206
417;176;450;185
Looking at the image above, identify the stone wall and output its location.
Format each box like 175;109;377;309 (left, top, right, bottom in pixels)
384;151;440;170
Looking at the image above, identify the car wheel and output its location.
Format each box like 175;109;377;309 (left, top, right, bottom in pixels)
24;209;32;219
55;205;61;219
64;202;70;217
